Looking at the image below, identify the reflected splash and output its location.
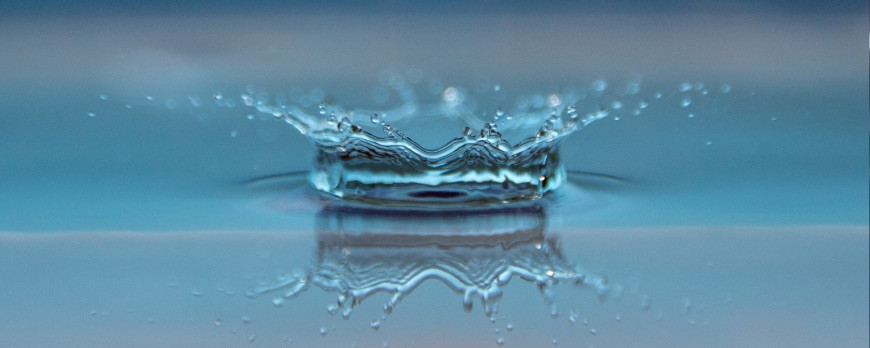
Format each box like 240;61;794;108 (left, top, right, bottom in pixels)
248;205;613;322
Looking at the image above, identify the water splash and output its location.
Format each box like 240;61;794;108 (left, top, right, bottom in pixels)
247;205;613;325
242;74;661;205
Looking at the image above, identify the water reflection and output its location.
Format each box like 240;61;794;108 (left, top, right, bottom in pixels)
250;204;612;322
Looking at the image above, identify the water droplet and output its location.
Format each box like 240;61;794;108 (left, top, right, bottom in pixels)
654;92;663;99
640;294;651;311
694;82;704;91
679;82;692;92
551;338;559;345
592;79;607;92
704;140;713;146
246;114;254;120
327;304;339;316
611;100;623;110
443;87;460;103
124;104;132;109
589;328;598;335
318;103;327;115
146;95;154;101
164;99;177;110
720;83;732;93
682;297;693;312
242;315;250;324
681;98;692;108
214;319;223;326
638;99;649;109
688;113;695;118
87;112;96;117
496;338;505;346
370;113;381;124
568;308;578;326
371;320;381;331
248;334;256;343
615;312;622;322
272;297;285;307
495;107;505;117
547;94;562;107
230;130;238;138
770;117;777;121
493;84;501;92
190;289;203;297
98;94;108;100
506;323;514;331
319;327;328;336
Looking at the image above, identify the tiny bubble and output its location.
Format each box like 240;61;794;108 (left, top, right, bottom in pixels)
146;95;154;101
688;114;695;118
87;112;96;117
493;84;501;92
99;94;108;100
319;327;328;336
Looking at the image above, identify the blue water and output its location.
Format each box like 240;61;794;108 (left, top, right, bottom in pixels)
1;3;868;347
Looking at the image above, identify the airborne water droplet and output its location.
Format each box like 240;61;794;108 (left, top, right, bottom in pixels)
319;327;328;336
681;98;692;108
370;113;381;124
371;320;381;331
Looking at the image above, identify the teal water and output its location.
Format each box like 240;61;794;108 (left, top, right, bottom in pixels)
0;5;868;348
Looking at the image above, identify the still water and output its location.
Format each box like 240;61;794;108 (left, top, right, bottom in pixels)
0;3;868;347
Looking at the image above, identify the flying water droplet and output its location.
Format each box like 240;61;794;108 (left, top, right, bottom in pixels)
720;84;732;93
681;98;692;108
272;297;285;307
592;79;608;92
611;100;623;110
679;83;692;92
319;327;328;336
370;113;381;124
371;320;381;331
496;338;505;346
